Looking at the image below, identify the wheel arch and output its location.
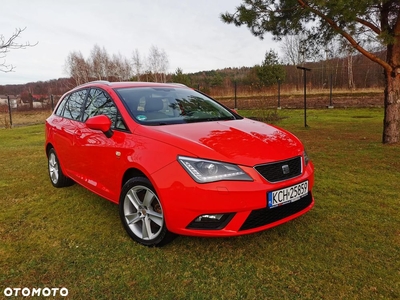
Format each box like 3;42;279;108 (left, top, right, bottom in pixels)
45;143;54;157
121;168;148;189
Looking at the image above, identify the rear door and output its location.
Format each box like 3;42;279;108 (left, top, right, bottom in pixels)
51;89;88;177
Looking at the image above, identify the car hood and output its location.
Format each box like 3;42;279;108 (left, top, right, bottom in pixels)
135;118;304;166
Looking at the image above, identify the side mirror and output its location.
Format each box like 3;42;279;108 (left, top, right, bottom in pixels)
86;115;114;138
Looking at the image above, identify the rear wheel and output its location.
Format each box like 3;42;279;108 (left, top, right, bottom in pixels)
48;148;74;188
119;177;176;247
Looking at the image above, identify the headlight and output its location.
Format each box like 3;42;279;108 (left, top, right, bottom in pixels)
178;156;253;183
304;151;309;166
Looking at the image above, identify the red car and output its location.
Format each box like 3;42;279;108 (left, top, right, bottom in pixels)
45;81;314;246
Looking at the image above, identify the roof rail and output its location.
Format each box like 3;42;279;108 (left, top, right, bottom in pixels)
73;80;111;89
89;80;111;85
169;82;188;87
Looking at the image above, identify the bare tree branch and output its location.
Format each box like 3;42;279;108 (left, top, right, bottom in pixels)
132;49;144;81
147;45;169;82
0;27;38;72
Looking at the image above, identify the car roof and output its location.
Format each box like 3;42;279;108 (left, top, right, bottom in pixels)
71;81;189;91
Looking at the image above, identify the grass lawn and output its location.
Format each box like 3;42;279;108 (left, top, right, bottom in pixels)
1;108;399;299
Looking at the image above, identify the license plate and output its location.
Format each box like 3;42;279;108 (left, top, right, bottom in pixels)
267;181;308;208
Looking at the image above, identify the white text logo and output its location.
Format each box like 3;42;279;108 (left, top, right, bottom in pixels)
3;287;68;297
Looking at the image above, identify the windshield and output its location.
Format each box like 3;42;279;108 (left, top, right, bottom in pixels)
115;87;240;125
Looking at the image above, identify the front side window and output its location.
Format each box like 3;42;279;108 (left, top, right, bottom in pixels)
59;89;88;120
115;87;239;125
83;88;126;130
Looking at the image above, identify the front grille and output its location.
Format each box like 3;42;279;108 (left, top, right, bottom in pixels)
239;192;313;231
254;156;302;182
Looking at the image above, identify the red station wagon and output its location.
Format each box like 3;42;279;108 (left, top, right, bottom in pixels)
45;81;314;246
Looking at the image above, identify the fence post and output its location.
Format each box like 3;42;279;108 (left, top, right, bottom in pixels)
7;95;13;128
328;73;334;108
297;66;311;128
29;93;33;110
234;81;237;109
51;94;54;111
277;79;282;109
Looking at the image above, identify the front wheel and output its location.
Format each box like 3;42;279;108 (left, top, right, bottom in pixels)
119;177;176;247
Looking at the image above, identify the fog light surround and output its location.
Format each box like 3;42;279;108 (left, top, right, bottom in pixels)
187;213;235;230
195;214;225;222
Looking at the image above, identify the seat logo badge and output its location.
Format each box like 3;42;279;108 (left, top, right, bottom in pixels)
282;165;290;175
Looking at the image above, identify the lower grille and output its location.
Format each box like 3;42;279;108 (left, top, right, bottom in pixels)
239;192;313;231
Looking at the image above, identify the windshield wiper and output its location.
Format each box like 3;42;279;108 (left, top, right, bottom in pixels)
184;116;235;123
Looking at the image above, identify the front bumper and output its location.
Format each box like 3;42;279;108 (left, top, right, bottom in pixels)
151;160;315;237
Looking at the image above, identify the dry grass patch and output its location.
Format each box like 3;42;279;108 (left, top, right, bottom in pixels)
0;109;51;128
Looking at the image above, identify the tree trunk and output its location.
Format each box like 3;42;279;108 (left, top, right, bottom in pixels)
383;69;400;144
383;26;400;144
347;53;355;90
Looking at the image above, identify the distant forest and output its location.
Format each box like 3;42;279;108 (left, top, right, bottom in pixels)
0;50;385;101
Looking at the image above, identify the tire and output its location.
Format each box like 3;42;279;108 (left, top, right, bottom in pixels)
119;177;176;247
47;148;74;188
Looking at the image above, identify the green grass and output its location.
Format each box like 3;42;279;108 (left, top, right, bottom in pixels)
1;108;399;299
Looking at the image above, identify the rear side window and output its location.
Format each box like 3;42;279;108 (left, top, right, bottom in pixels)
57;89;88;120
54;97;66;116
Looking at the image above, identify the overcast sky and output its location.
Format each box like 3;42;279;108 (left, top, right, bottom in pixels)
0;0;280;85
